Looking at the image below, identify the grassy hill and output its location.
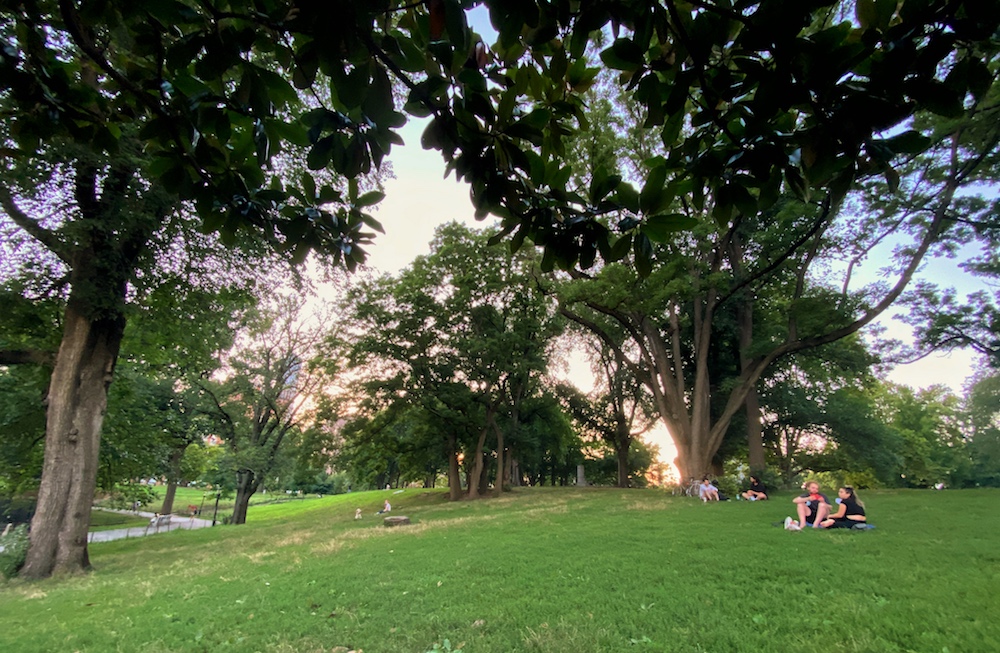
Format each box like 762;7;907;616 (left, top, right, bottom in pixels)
1;488;996;652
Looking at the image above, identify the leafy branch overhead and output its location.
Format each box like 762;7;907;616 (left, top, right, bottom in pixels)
2;1;997;275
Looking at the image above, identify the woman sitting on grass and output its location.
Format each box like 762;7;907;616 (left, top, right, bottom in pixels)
741;475;768;501
819;486;867;529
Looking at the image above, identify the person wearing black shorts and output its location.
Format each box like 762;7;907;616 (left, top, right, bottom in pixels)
820;486;867;528
792;481;830;528
741;475;768;501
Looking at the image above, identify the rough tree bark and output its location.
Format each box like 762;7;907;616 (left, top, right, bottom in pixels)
447;434;462;501
160;446;186;516
465;400;497;499
21;307;125;578
729;234;767;472
232;470;257;525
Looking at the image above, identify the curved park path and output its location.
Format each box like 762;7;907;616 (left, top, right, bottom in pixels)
87;509;215;544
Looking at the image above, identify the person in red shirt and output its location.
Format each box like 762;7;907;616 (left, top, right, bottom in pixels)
790;481;830;529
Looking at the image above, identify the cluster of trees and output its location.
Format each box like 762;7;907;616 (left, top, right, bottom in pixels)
1;1;999;579
330;223;658;498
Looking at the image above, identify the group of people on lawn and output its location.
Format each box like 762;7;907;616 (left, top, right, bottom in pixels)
697;474;767;502
787;481;867;530
699;475;867;530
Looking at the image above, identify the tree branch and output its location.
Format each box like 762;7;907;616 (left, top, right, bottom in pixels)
0;185;70;262
717;194;834;307
0;349;56;366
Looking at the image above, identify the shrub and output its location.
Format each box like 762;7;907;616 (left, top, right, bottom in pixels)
812;469;882;491
0;524;30;579
101;483;159;510
713;475;740;499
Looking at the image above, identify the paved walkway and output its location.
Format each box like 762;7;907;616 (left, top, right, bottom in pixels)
87;509;215;544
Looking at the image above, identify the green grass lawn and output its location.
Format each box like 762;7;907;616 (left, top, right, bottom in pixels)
2;488;997;653
130;485;317;519
88;511;151;532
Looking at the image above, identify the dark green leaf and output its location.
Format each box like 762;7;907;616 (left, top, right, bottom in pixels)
307;136;333;170
884;130;931;155
600;38;645;72
642;213;698;242
590;168;621;203
608;234;632;262
640;164;668;214
356;190;385;207
634;232;654;277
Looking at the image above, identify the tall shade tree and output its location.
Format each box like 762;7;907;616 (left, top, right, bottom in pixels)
876;383;972;487
100;282;254;515
757;341;902;483
0;138;180;578
341;223;563;498
967;371;1000;486
197;293;328;524
555;329;658;487
556;16;1000;480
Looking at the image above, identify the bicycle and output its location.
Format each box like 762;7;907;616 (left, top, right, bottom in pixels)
671;477;701;497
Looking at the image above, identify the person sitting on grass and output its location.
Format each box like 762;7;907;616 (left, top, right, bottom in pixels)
788;481;830;529
819;486;867;529
377;499;391;514
741;475;768;501
699;477;720;502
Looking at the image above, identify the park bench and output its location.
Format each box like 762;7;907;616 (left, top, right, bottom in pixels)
145;514;172;533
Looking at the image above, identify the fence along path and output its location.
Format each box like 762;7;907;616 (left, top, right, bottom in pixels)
87;510;214;544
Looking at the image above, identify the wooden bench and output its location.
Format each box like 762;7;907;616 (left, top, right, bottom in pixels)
145;514;172;533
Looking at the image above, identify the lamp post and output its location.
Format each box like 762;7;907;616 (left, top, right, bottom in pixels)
211;491;221;526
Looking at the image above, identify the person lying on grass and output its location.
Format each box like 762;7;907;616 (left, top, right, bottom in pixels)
741;475;768;501
819;486;867;529
792;481;831;528
699;477;720;502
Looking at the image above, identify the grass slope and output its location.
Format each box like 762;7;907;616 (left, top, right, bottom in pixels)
2;488;997;653
88;511;151;532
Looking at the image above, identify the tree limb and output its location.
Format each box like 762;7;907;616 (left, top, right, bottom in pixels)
0;185;69;262
0;349;56;366
717;194;834;307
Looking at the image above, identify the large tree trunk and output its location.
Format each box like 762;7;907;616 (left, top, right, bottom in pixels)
675;437;716;483
160;446;186;515
465;422;490;499
8;150;170;578
745;388;766;471
231;469;258;524
447;434;462;501
492;412;504;494
161;482;178;516
615;437;631;488
477;454;491;495
21;307;125;579
466;400;499;499
739;309;767;471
